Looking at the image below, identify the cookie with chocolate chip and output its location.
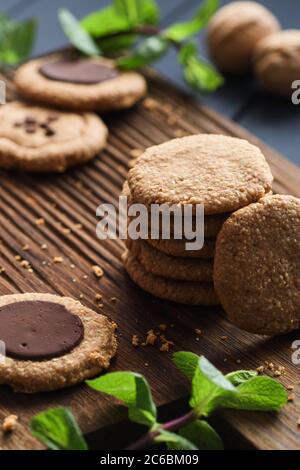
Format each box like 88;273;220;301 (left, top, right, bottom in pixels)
0;101;108;172
0;293;117;393
15;55;147;112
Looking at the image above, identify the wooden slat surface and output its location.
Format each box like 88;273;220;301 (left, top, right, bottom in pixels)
0;66;300;450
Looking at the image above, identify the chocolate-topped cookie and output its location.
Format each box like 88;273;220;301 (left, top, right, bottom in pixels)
0;293;117;393
0;101;108;172
15;55;147;112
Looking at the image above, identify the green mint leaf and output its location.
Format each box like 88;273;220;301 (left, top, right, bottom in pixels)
30;407;87;450
155;429;198;450
117;36;169;70
172;351;199;380
114;0;159;26
0;16;36;66
179;420;224;450
59;8;100;56
86;371;157;427
97;34;136;54
222;376;288;412
81;6;131;38
179;42;223;92
226;370;258;386
164;0;219;42
190;356;236;416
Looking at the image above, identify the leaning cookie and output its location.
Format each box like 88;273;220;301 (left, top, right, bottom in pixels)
15;55;147;112
123;250;219;306
0;293;117;393
0;101;108;172
146;236;216;259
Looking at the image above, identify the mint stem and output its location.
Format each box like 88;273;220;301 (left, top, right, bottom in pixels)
126;409;196;450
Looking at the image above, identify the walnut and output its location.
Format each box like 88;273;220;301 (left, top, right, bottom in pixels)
207;1;280;74
254;30;300;96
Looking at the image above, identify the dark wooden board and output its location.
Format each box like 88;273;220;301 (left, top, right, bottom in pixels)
0;66;300;450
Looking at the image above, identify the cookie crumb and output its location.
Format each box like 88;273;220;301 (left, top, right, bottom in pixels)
159;324;167;332
41;244;47;250
22;244;30;251
75;223;83;230
130;148;143;158
132;335;139;347
95;294;103;302
256;366;265;374
287;385;294;391
92;265;104;278
146;329;157;346
195;329;202;336
110;297;117;302
2;415;18;433
288;394;295;402
35;218;45;226
220;335;228;341
143;98;158;111
53;256;63;264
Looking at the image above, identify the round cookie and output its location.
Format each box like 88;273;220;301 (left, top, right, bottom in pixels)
127;239;213;282
123;250;219;306
122;181;229;238
214;195;300;335
127;134;273;215
0;293;117;392
146;237;215;259
15;55;147;112
0;101;108;172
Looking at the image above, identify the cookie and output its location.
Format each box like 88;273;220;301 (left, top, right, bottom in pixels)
0;293;117;392
214;195;300;335
0;101;108;172
146;237;215;259
127;239;213;282
122;181;229;238
123;250;219;306
127;134;273;215
15;55;147;112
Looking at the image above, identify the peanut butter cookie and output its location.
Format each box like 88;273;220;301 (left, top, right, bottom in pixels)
214;195;300;335
0;101;108;172
0;293;117;392
15;55;147;112
128;134;273;215
123;250;219;306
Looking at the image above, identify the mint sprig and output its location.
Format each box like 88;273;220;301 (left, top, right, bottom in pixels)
59;0;224;93
0;14;37;67
30;353;287;451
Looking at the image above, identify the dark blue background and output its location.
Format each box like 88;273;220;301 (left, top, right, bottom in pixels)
1;0;299;165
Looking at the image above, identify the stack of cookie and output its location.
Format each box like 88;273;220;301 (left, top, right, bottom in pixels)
122;134;273;306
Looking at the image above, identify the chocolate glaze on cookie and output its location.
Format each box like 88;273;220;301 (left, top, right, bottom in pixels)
0;301;84;360
40;59;119;84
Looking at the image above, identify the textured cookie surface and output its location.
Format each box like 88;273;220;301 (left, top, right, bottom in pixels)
128;134;273;215
15;55;147;112
214;195;300;335
127;239;213;282
146;236;215;259
122;181;229;237
0;101;108;172
0;293;117;392
123;250;219;306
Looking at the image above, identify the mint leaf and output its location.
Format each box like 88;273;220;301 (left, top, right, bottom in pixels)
190;356;236;416
30;407;87;450
172;351;199;380
86;371;157;427
226;370;258;386
165;0;219;42
97;34;136;54
117;36;169;69
179;42;223;92
81;6;131;38
114;0;159;26
155;429;197;450
59;8;100;56
0;16;36;66
180;420;224;450
222;376;288;412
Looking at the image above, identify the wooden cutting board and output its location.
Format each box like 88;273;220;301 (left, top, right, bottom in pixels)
0;65;300;450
